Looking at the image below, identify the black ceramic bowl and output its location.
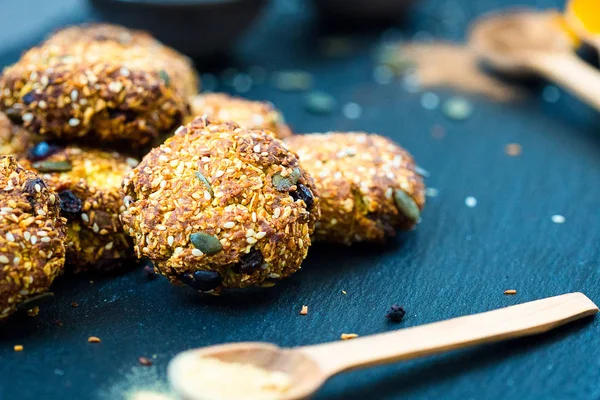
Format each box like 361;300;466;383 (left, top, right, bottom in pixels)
312;0;416;23
89;0;268;58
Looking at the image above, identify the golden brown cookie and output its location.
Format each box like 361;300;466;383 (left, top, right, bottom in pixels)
20;144;137;272
121;117;319;293
189;93;292;139
0;24;198;146
285;132;425;244
0;156;66;319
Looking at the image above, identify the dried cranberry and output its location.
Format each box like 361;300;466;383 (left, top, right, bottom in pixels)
233;249;264;274
23;177;46;196
385;305;406;322
58;190;82;216
28;142;62;161
290;183;314;210
179;270;222;292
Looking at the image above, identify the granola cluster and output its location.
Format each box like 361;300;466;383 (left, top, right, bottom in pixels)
285;132;425;244
121;117;320;293
0;24;198;145
0;156;66;319
190;93;292;139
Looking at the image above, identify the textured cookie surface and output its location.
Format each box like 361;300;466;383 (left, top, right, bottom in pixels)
0;24;198;145
286;132;425;244
20;144;137;272
121;117;320;293
190;93;292;139
0;156;66;319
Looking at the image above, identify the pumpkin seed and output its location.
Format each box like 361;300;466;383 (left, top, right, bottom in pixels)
159;70;170;87
272;168;300;192
394;189;420;222
195;171;213;197
32;160;72;172
190;232;222;254
17;292;54;311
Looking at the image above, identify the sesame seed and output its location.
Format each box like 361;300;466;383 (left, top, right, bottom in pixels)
13;257;20;264
24;232;31;241
108;81;123;93
215;170;225;178
465;196;477;208
246;229;256;237
551;215;565;224
105;242;114;250
41;237;51;243
126;158;139;168
6;232;14;242
273;208;281;218
223;222;235;229
192;249;203;257
246;237;258;245
92;223;99;233
37;209;46;216
68;118;80;127
174;247;183;254
203;191;211;201
119;67;130;77
252;212;257;222
253;145;261;153
22;113;33;122
175;126;185;134
0;256;9;264
167;236;174;246
268;273;280;278
30;236;37;245
49;194;55;204
81;213;89;223
37;231;47;236
70;90;79;101
504;289;517;295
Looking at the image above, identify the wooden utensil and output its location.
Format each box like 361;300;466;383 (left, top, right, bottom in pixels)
469;9;600;111
168;292;597;400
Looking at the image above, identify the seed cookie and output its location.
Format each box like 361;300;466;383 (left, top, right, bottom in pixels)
19;143;137;272
0;23;198;146
285;132;425;244
0;156;66;319
189;93;292;139
121;117;320;293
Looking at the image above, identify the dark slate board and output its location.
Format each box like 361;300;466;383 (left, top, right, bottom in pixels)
1;0;599;399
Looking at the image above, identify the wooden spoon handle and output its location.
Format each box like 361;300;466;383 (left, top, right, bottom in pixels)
528;52;600;111
300;293;597;376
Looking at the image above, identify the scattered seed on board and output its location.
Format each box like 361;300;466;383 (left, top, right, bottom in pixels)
504;289;517;295
300;305;308;315
551;215;565;224
88;336;101;343
190;232;223;254
465;196;477;208
304;91;336;115
341;333;359;340
272;70;313;91
442;96;473;121
14;345;23;352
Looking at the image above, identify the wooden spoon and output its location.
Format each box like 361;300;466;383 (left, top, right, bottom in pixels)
469;9;600;111
168;292;597;400
565;0;600;50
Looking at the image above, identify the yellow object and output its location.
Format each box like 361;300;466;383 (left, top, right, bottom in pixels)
567;0;600;34
553;13;582;46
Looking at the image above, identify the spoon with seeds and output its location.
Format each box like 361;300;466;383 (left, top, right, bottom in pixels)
469;9;600;111
169;292;597;400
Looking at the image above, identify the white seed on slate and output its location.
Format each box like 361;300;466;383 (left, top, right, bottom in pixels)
465;196;477;208
551;215;565;224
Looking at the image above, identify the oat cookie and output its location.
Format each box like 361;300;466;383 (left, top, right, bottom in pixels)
190;93;292;139
0;156;66;319
0;24;198;145
20;144;136;272
121;117;319;293
285;132;425;244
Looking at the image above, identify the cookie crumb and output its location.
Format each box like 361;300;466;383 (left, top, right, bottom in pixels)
138;357;153;366
71;302;78;308
14;345;23;352
300;305;308;315
504;289;517;295
340;333;359;340
505;143;522;156
385;304;406;322
88;336;101;343
27;306;40;317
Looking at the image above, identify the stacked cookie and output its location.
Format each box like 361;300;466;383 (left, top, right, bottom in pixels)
0;24;198;318
0;23;425;317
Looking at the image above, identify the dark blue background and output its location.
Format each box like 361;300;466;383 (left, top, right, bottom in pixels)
0;0;599;399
